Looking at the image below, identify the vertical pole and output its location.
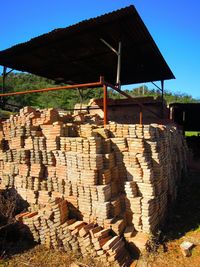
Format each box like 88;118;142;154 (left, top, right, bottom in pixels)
182;110;185;136
2;66;7;94
1;66;7;106
116;42;121;87
100;76;104;84
103;84;108;127
169;106;172;120
161;80;164;118
139;106;143;125
77;88;83;112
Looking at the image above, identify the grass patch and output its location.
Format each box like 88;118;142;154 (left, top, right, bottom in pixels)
194;224;200;233
0;109;14;118
185;131;200;136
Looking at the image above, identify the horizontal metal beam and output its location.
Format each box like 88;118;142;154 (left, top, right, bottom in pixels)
0;75;162;121
0;80;103;97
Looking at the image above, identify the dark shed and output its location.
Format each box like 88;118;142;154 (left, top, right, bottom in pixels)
170;103;200;131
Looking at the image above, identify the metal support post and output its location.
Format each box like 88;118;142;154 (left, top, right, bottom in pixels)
2;66;7;94
116;42;121;87
161;80;164;118
100;39;122;87
103;84;108;127
0;80;103;97
1;66;7;107
77;88;84;112
139;107;143;125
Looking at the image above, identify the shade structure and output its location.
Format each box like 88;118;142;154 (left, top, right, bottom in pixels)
0;5;174;85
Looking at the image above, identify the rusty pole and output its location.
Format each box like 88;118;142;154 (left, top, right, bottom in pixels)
0;81;102;97
139;107;143;125
103;84;108;126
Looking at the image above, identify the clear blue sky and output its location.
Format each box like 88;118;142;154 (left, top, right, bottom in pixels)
0;0;200;99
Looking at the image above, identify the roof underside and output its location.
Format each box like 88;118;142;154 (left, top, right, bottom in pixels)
0;5;175;85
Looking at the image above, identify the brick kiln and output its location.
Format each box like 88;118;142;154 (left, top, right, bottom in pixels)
0;106;187;265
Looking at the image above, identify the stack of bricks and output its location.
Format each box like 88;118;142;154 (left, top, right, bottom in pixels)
0;107;187;245
107;123;188;233
16;198;131;267
0;108;127;236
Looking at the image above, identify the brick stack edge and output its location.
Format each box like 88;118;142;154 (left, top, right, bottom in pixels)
0;107;187;265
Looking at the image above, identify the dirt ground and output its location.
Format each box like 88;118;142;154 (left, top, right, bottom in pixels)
1;159;200;267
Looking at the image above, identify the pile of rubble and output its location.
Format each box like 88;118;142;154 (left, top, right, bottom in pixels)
0;107;188;263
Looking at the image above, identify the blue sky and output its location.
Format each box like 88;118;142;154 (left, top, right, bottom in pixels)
0;0;200;99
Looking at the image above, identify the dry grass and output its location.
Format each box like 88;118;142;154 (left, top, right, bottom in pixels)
137;234;200;267
1;245;106;267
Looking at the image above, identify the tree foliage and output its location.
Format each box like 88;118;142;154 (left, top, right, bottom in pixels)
122;85;198;104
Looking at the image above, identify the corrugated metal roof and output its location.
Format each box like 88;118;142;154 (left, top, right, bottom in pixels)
0;5;175;85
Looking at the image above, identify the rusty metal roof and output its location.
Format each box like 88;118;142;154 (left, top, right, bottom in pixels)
0;5;175;85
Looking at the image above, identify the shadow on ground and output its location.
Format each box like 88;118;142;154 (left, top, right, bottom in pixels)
163;156;200;242
0;188;36;258
0;222;36;258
